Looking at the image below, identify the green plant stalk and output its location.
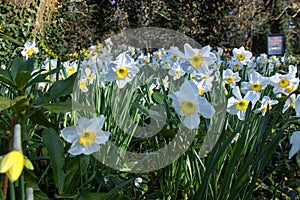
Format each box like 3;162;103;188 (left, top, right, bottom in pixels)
9;181;15;200
20;173;25;200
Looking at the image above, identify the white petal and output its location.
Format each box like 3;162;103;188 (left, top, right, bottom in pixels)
198;96;215;118
183;114;200;129
61;126;79;143
68;142;85;155
95;131;110;144
289;131;300;159
184;43;195;59
83;143;100;155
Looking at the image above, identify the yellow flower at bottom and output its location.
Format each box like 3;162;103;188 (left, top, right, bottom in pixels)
0;151;34;182
0;151;24;182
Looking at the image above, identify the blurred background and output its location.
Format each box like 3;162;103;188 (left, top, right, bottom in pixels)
0;0;299;63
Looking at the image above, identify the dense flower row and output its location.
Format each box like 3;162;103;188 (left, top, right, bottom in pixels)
20;40;300;158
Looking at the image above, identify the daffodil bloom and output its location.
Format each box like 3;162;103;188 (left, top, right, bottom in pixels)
168;80;215;129
61;116;111;155
182;43;216;74
232;46;252;65
222;68;241;88
282;94;300;113
168;63;185;80
254;96;278;116
21;41;39;60
0;124;34;182
241;71;269;101
105;52;139;88
228;58;243;71
269;68;299;95
227;86;257;120
0;151;33;182
192;71;214;95
63;60;78;77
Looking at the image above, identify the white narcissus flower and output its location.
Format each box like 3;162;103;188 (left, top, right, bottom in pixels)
21;41;39;60
232;46;252;65
227;86;257;120
269;66;299;95
168;80;215;129
222;68;241;88
61;116;111;155
254;96;278;116
241;71;270;101
105;52;139;88
168;62;185;80
182;43;216;74
282;94;300;113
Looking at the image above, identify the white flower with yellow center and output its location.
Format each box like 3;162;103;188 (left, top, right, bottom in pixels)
105;52;139;88
168;80;215;129
61;116;110;155
168;63;185;80
232;46;252;65
222;68;241;88
228;58;243;71
79;77;88;93
21;41;39;60
282;94;300;113
227;86;257;120
241;71;269;101
254;96;278;116
182;43;216;74
269;68;299;95
63;60;78;77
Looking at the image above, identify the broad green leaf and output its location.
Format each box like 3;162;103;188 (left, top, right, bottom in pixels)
47;73;77;99
62;157;80;195
0;96;13;111
0;69;15;87
28;109;56;127
11;57;34;79
34;73;77;104
41;101;72;113
43;128;66;195
15;71;31;88
27;67;61;87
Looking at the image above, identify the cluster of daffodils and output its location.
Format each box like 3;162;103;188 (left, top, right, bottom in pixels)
55;38;300;156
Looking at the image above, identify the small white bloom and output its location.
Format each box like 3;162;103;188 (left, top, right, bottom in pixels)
168;80;215;129
105;52;139;88
182;44;216;74
241;71;269;101
232;46;252;65
61;116;110;155
168;63;185;80
282;94;300;113
21;41;39;60
222;68;241;88
269;70;299;95
227;86;257;120
254;96;278;116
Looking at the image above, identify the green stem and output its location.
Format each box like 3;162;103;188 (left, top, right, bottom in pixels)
20;173;25;200
9;181;15;200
